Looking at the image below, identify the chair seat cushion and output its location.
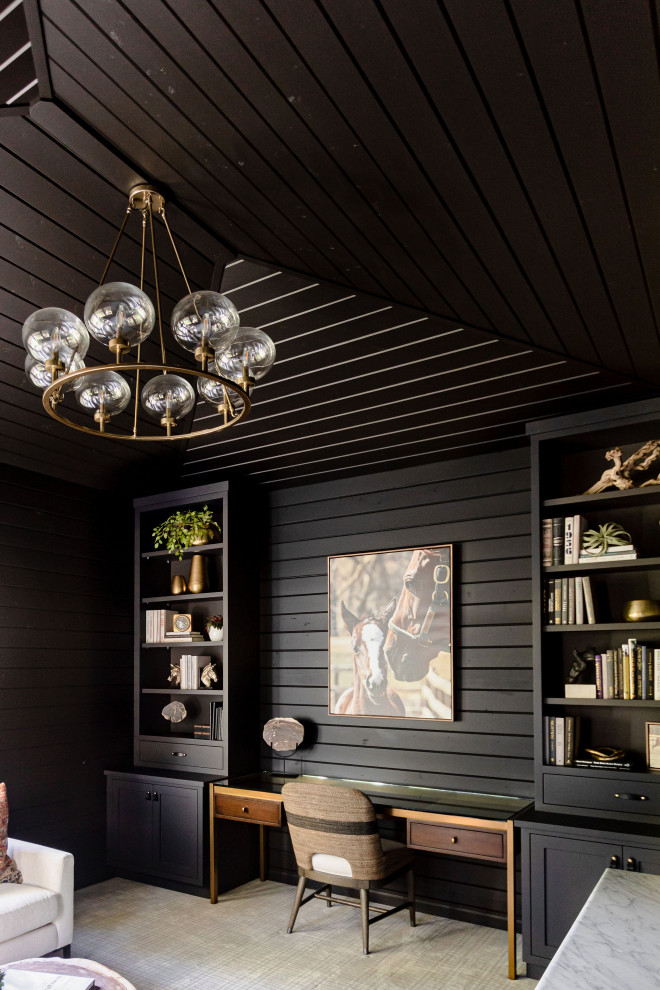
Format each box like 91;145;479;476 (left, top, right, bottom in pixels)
311;853;352;876
0;883;60;942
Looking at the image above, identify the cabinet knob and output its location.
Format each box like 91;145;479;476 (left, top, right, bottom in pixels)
609;856;619;868
153;791;159;802
171;752;187;757
627;857;636;871
242;806;249;813
451;836;457;844
146;790;151;801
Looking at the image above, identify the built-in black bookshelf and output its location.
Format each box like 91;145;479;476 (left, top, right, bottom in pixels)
133;482;258;776
529;401;660;822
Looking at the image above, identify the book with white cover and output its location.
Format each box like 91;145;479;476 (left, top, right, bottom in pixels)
3;970;94;990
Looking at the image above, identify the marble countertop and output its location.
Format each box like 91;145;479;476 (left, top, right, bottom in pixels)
537;869;660;990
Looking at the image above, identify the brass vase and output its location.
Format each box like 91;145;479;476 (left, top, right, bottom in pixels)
171;574;187;595
188;553;205;594
623;599;660;622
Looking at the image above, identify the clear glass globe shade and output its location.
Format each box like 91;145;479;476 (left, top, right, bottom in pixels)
76;370;131;416
171;290;239;354
141;374;195;421
214;328;276;382
22;308;90;362
197;361;245;412
84;282;155;347
25;354;86;392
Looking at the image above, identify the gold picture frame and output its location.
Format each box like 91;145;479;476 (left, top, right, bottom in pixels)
646;722;660;770
328;544;453;721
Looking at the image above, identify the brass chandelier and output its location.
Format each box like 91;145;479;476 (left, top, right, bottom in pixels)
21;185;276;440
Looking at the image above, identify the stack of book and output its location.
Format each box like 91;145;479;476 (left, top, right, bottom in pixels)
194;723;210;738
543;715;580;766
574;754;637;771
544;575;595;624
164;629;204;643
579;543;637;563
591;639;660;700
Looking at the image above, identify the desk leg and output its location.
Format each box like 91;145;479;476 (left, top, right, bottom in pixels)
506;820;516;979
209;783;218;904
259;824;266;882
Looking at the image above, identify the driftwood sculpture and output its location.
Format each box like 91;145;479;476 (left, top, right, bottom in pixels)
584;441;660;494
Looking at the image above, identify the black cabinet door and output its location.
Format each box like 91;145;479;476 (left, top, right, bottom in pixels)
107;777;155;871
529;832;621;960
623;844;660;874
153;782;201;883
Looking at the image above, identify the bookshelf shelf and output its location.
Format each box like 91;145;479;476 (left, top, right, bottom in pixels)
542;488;660;511
141;642;220;649
543;622;660;632
142;591;224;604
544;557;660;574
141;688;224;696
544;697;660;707
141;542;223;559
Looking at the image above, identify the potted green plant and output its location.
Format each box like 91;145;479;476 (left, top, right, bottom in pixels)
152;505;219;560
206;614;224;642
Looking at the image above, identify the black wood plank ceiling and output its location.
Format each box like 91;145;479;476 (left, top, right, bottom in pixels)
0;0;658;488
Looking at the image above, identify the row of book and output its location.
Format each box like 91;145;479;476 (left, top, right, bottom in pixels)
542;515;637;566
592;640;660;700
178;654;210;690
543;715;580;765
210;701;223;741
194;702;224;740
543;576;596;624
145;609;204;643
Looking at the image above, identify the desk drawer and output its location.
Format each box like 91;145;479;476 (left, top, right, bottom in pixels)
408;821;505;862
139;740;223;771
214;793;282;826
543;772;660;817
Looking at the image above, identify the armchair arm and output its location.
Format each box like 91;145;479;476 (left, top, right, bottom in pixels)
6;838;74;948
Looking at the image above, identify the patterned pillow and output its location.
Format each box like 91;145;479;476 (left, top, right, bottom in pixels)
0;782;23;883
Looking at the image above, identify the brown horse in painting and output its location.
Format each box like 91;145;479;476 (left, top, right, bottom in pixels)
334;598;405;716
384;548;451;682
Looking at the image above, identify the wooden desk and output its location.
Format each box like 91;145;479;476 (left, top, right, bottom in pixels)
209;773;531;980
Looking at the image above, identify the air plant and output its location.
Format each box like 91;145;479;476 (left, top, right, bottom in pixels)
581;522;632;556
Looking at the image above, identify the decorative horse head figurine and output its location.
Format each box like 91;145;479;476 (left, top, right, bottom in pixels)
201;661;217;688
168;662;181;686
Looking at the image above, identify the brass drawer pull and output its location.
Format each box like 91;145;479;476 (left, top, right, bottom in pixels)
451;836;457;843
614;793;648;801
171;751;187;757
242;806;249;813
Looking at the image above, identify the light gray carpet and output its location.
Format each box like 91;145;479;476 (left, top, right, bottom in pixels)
72;878;538;990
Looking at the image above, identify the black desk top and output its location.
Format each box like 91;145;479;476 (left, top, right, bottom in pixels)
217;772;532;822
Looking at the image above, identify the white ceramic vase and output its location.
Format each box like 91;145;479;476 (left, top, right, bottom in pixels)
208;626;223;643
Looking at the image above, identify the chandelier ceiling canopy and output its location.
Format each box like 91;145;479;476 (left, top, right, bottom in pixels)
21;185;276;441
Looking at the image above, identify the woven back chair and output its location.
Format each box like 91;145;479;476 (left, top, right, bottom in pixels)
282;780;415;954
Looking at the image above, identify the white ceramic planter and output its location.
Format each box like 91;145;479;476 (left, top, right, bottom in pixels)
207;626;223;643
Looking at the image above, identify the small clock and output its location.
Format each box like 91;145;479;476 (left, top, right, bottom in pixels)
173;613;192;633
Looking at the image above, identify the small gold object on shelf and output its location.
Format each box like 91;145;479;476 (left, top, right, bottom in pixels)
171;574;187;595
623;599;660;622
167;663;181;686
188;553;205;593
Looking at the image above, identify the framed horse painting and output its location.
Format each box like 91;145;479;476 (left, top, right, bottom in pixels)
328;544;453;720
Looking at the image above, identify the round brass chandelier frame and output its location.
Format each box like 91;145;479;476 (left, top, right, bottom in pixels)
42;363;251;441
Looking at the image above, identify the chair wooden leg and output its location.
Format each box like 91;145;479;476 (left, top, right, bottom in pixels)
61;945;71;959
327;884;332;906
408;867;416;927
287;876;307;934
360;888;370;954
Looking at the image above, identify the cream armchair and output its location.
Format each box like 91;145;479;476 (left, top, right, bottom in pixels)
0;839;74;965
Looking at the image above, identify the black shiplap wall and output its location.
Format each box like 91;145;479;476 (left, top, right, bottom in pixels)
0;465;133;888
260;445;533;927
